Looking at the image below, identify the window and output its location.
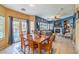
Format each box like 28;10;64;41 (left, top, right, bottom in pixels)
0;16;5;40
54;20;62;27
49;23;53;30
40;22;48;30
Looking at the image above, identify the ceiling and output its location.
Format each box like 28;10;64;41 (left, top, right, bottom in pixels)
3;4;75;20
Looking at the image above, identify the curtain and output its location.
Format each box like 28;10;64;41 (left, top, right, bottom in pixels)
8;16;13;45
27;20;30;34
35;16;40;31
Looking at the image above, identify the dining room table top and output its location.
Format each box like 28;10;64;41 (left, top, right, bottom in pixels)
33;35;49;44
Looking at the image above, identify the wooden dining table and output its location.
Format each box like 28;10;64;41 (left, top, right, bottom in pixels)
32;35;49;54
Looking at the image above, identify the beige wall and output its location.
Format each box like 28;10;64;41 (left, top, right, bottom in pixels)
0;5;35;50
76;19;79;53
75;4;79;53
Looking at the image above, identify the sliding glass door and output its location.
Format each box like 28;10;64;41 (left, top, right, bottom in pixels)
13;18;20;43
21;20;27;38
13;18;27;43
29;21;35;33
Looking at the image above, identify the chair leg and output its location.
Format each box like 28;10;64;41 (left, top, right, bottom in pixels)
28;47;30;54
50;48;53;54
46;49;52;54
21;48;25;54
46;51;50;54
32;48;34;54
24;48;26;54
24;46;30;54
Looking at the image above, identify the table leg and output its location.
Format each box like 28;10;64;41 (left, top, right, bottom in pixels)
38;43;41;54
32;48;34;54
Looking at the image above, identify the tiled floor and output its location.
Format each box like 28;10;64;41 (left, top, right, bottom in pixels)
0;35;76;54
0;42;22;54
54;35;76;54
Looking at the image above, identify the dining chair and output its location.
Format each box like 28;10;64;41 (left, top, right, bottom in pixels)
20;32;29;54
41;33;55;54
48;33;55;53
27;33;38;54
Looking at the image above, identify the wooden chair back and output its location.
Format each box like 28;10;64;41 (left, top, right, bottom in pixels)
20;32;25;49
27;33;37;54
49;33;55;43
27;34;34;48
48;33;55;49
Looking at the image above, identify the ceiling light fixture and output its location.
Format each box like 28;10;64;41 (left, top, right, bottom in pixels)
54;8;66;20
21;8;26;11
29;4;35;7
